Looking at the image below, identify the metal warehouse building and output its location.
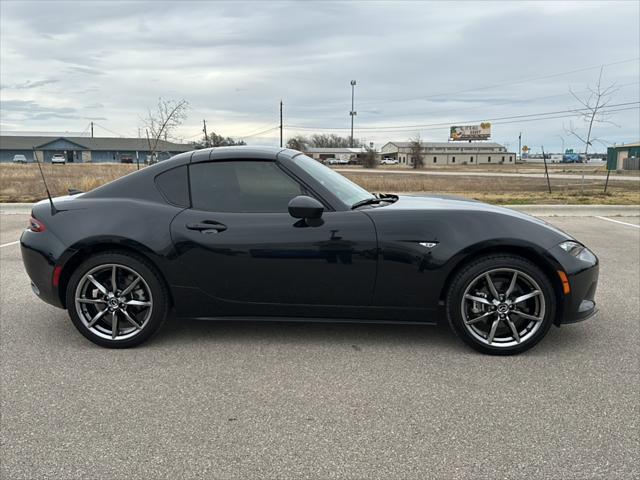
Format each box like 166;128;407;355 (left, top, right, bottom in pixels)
380;141;515;166
0;135;191;163
607;142;640;170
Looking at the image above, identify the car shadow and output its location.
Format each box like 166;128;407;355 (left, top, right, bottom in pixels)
152;315;466;352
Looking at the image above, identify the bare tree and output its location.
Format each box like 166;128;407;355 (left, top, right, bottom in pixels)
286;135;309;151
311;133;361;148
362;143;378;168
409;134;424;169
142;97;189;163
565;67;618;191
193;131;245;148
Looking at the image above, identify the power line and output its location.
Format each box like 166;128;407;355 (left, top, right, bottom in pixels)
92;123;128;137
285;81;640;121
285;101;639;132
288;57;640;109
238;126;279;139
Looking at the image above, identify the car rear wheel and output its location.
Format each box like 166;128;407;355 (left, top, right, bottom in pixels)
446;255;556;355
66;252;169;348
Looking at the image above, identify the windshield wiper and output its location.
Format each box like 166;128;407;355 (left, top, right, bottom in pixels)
351;197;385;209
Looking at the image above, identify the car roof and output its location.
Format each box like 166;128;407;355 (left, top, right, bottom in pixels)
158;146;290;168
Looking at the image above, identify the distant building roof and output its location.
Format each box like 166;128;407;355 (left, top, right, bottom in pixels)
305;147;368;154
384;141;506;149
0;135;192;152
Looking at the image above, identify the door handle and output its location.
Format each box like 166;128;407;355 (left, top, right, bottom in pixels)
186;221;227;234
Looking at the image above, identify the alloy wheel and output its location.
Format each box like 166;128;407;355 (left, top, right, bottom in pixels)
74;263;153;341
460;268;546;348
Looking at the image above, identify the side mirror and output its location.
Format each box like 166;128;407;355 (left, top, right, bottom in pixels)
288;195;324;219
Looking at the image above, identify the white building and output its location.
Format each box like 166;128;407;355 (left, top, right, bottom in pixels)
380;141;515;166
304;147;368;163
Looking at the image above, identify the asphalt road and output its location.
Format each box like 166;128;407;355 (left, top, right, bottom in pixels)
1;213;638;479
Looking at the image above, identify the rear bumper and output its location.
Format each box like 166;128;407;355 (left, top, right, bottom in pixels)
20;231;65;309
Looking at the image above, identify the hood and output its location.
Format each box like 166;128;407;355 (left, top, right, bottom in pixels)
385;194;572;239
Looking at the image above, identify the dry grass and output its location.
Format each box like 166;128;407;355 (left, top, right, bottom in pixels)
342;171;639;205
1;163;638;205
0;164;138;202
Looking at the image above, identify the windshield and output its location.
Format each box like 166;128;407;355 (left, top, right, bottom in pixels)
293;154;375;207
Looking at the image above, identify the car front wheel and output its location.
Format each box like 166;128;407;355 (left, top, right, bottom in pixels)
446;255;556;355
66;251;169;348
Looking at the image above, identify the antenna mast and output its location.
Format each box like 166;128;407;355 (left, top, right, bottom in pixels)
32;147;58;215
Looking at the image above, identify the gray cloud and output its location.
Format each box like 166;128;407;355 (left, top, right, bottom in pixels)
1;79;59;90
0;1;638;151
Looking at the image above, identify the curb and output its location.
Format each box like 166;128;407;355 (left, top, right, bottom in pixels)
1;203;639;217
0;203;33;215
506;205;640;217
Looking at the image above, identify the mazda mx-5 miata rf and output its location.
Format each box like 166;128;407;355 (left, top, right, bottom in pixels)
21;147;599;354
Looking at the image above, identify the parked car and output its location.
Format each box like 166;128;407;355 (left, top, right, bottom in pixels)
51;154;66;165
120;155;134;164
12;154;28;164
21;146;599;354
381;158;399;165
326;157;349;165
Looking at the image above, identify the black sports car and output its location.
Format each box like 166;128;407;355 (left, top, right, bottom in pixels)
21;147;599;354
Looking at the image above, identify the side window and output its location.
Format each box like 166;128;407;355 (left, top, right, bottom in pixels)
155;166;189;207
190;161;306;212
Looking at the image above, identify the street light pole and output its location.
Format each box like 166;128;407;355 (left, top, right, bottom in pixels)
350;80;357;148
518;132;522;163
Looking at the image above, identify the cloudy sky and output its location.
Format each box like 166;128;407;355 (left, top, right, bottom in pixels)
1;0;638;152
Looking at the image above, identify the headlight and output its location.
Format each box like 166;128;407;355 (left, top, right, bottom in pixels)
559;241;596;263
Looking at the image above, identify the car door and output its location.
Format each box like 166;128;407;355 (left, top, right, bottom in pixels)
170;159;378;310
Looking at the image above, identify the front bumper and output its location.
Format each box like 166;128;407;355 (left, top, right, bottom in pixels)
549;246;599;325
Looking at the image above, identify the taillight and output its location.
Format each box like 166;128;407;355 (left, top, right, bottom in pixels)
28;216;46;232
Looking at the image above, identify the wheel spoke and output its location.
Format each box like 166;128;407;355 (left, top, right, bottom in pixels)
111;312;118;339
513;290;541;304
86;308;108;328
505;271;518;298
485;273;500;300
76;297;106;305
125;299;152;307
121;309;142;330
87;275;109;295
120;275;141;296
506;317;521;343
487;318;500;345
465;310;495;325
512;310;542;322
111;265;118;293
464;294;492;306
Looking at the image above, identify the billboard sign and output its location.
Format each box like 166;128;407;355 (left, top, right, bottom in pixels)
450;122;491;141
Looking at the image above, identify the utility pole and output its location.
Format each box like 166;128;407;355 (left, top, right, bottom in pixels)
202;119;209;147
350;80;357;148
279;100;283;148
541;146;552;194
91;122;94;138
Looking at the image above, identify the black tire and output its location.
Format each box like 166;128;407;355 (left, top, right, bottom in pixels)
446;254;556;355
65;251;169;348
